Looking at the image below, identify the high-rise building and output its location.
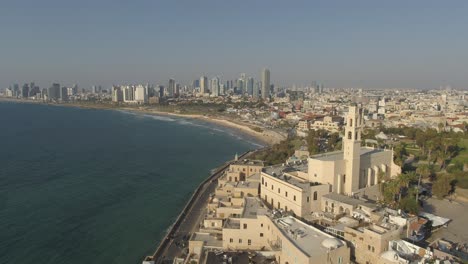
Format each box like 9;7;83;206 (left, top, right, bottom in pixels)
168;79;175;97
47;83;61;101
60;86;68;101
261;68;270;100
123;86;135;102
21;84;30;98
192;79;200;90
200;76;208;94
112;86;123;102
236;79;244;94
135;85;148;103
247;77;254;96
211;77;219;97
253;82;260;98
158;85;164;98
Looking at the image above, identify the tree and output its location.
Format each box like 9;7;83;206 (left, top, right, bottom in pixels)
382;180;400;205
399;196;420;214
432;173;455;199
416;164;431;180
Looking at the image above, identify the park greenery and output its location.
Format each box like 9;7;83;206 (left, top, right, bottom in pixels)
254;124;467;214
252;129;342;165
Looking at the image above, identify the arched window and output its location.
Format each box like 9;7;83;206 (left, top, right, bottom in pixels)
349;118;353;127
313;191;318;200
348;131;352;139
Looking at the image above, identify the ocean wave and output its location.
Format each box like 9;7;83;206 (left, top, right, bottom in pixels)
144;114;175;122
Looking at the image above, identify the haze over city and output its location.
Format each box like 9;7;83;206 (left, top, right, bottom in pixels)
1;0;468;89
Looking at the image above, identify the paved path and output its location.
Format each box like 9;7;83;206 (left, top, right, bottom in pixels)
423;197;468;244
154;163;231;264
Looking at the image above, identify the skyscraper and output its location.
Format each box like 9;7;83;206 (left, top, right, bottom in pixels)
47;83;61;101
168;79;175;97
261;68;270;100
22;84;30;98
211;77;219;97
253;82;260;98
236;79;244;94
200;76;208;94
247;77;254;96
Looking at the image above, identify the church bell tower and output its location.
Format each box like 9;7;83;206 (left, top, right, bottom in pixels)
343;104;363;194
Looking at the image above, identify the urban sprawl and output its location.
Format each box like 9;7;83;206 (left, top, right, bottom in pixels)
2;69;468;264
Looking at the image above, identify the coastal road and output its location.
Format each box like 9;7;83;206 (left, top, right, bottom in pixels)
157;165;226;263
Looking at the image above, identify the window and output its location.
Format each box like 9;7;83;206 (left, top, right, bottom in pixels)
264;194;267;201
349;118;353;127
211;222;215;227
338;257;343;264
348;131;352;139
239;239;242;243
278;202;280;208
343;174;346;184
248;239;251;245
313;191;318;201
260;233;264;237
314;173;317;177
262;177;264;185
230;238;233;243
307;196;310;203
271;185;274;190
293;195;296;201
265;182;267;187
278;188;280;194
368;245;371;251
285;191;288;197
285;206;288;211
243;224;247;229
261;223;263;227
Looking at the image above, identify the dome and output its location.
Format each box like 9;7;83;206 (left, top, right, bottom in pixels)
321;238;343;249
380;250;400;263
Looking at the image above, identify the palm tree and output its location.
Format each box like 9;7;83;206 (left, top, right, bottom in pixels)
416;164;430;180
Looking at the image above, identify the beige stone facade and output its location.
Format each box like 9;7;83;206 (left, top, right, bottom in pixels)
261;105;401;219
344;224;402;264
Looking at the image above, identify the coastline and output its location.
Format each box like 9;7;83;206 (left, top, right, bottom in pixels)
0;97;285;146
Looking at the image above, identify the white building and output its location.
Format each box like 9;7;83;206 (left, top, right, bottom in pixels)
134;85;148;103
261;104;401;217
210;77;219;97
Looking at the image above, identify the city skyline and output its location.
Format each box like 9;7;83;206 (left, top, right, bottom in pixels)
1;1;468;89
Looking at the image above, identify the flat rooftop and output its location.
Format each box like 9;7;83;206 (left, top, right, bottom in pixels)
242;197;268;219
273;216;346;257
263;162;317;190
235;181;260;190
191;232;222;248
310;147;388;161
323;193;377;210
233;159;264;166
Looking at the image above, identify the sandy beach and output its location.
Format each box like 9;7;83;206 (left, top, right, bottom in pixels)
122;107;285;146
0;97;285;146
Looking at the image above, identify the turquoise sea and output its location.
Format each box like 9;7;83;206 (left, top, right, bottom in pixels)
0;102;259;263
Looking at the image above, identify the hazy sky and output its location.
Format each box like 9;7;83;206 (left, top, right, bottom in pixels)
1;0;467;89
